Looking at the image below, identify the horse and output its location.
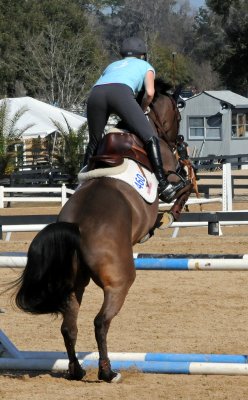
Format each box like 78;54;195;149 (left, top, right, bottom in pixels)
176;154;202;212
12;79;193;383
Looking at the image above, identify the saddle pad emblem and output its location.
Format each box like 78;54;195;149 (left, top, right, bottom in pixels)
109;159;158;203
78;158;158;203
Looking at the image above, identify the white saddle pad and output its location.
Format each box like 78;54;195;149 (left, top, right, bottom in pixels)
78;158;158;203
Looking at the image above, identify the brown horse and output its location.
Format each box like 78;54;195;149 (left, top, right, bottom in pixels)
177;157;203;212
13;80;192;383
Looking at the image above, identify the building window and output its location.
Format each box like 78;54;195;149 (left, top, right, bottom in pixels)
232;113;248;138
189;115;222;139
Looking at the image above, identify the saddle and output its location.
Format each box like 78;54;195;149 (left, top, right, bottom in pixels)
89;131;152;171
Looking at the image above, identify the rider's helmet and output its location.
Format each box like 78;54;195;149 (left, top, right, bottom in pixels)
177;135;184;143
120;37;147;57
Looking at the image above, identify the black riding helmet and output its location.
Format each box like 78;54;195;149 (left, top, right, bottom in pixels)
177;135;185;143
120;37;147;57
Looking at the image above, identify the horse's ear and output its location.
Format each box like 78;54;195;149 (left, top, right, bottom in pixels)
172;84;184;103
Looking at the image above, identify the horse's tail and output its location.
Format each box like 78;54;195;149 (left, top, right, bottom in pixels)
15;221;82;315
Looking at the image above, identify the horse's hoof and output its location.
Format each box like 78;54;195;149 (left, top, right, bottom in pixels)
158;212;174;229
68;369;86;381
68;362;86;381
98;358;122;383
110;372;122;383
98;370;122;383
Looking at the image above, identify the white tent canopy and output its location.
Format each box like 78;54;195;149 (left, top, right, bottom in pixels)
0;96;87;139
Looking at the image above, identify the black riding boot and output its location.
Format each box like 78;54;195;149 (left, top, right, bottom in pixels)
146;136;186;203
82;139;98;168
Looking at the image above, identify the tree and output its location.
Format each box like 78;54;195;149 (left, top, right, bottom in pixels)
0;0;26;96
206;0;239;17
193;1;248;94
0;0;108;105
87;0;209;89
151;44;192;87
23;24;107;109
52;117;88;184
0;100;34;175
216;3;248;94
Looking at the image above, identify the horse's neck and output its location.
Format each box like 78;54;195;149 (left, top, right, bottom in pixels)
149;99;178;148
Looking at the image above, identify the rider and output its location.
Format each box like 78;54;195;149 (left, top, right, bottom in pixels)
83;36;186;203
176;134;199;179
176;135;189;161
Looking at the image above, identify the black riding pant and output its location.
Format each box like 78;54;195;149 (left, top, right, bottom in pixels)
86;83;156;147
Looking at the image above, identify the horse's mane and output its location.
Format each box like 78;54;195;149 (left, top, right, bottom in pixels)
153;78;183;103
136;77;182;104
116;77;181;130
154;78;173;97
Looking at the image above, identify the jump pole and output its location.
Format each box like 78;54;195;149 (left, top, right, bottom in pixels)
134;253;248;259
1;330;248;365
134;258;248;270
2;330;248;375
19;351;248;364
1;252;248;270
1;358;248;375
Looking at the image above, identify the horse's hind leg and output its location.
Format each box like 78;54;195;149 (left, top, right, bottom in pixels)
61;284;88;380
94;265;136;383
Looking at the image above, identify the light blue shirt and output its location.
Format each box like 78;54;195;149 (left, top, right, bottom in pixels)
94;57;155;94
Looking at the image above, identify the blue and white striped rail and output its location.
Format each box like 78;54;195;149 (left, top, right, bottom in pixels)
1;330;247;366
20;351;248;364
81;360;248;375
1;252;248;270
1;358;248;375
134;253;248;259
2;329;248;375
134;258;248;270
133;253;248;270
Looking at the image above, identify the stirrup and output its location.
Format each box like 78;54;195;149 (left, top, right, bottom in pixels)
159;179;188;203
167;170;188;184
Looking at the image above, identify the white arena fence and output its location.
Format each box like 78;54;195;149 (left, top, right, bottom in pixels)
0;163;233;210
0;184;74;208
0;210;248;241
0;163;242;240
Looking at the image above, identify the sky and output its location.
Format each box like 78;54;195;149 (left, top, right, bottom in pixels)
189;0;206;8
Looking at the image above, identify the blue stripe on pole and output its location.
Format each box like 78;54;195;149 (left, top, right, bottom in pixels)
134;258;189;270
143;353;248;363
0;252;27;257
19;351;248;364
134;253;246;259
82;360;191;374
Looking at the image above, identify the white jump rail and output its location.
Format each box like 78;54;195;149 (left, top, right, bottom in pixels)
1;216;248;242
1;330;248;375
0;163;233;209
0;184;74;208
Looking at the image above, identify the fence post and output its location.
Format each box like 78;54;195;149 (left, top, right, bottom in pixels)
61;184;67;206
0;186;4;208
222;163;232;211
208;221;220;236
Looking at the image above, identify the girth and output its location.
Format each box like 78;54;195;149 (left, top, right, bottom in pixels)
89;131;152;171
